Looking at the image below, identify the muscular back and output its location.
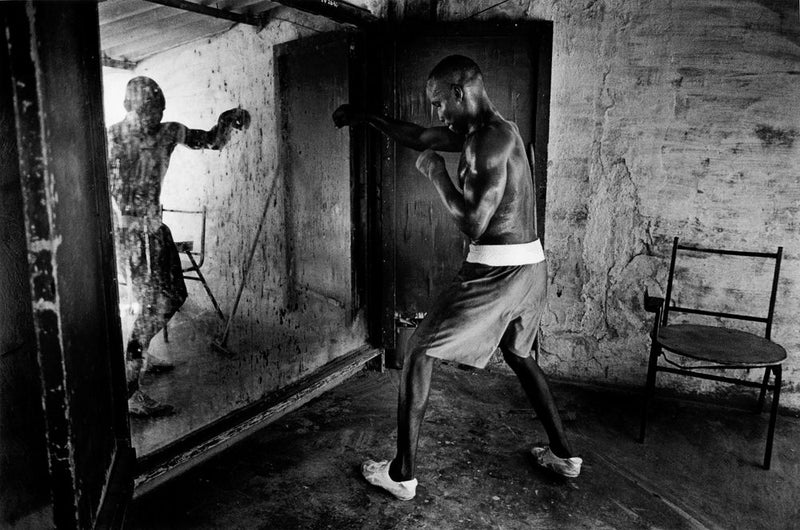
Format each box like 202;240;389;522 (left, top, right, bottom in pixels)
108;119;227;218
457;117;536;245
108;121;179;218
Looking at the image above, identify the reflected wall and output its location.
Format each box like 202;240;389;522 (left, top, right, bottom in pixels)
102;24;367;456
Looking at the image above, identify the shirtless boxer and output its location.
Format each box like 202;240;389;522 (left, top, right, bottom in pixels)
333;55;580;500
109;76;249;417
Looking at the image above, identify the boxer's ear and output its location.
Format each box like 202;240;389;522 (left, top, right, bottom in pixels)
451;84;464;102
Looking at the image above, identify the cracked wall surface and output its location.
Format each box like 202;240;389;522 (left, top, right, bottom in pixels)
400;0;800;410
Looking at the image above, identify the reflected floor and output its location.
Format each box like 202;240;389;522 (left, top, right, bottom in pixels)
126;300;317;457
129;304;234;456
125;291;365;457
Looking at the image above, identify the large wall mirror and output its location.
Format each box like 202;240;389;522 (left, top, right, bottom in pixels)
100;8;369;460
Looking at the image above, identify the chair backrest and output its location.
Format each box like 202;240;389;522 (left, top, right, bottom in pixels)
161;206;207;267
662;237;783;340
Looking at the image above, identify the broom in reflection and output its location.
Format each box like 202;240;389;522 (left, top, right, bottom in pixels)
212;173;281;355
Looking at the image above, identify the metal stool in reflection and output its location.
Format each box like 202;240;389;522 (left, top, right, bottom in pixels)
162;207;225;343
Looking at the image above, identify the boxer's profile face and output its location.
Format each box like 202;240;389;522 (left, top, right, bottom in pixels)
426;77;466;134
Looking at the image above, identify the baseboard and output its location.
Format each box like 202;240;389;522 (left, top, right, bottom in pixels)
133;345;381;497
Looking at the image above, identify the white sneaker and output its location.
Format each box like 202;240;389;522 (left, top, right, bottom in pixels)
531;446;582;478
128;390;174;418
361;459;417;501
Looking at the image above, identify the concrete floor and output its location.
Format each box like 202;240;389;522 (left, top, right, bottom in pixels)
126;290;360;456
127;362;800;529
128;306;226;455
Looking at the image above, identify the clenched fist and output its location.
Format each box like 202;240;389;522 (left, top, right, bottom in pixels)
332;104;364;128
415;149;445;179
220;108;251;130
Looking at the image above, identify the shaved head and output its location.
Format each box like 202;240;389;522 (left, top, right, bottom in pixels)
123;76;165;131
427;55;483;87
425;55;489;134
124;76;165;113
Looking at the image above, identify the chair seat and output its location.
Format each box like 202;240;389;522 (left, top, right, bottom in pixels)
657;324;786;366
174;240;194;253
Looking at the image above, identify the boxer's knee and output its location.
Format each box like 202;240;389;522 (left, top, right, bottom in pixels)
502;347;524;366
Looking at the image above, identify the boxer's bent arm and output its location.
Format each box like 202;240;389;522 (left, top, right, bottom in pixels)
431;130;509;240
166;122;220;150
172;110;247;150
182;125;234;150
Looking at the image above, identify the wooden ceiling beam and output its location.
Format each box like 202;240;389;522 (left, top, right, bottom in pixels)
143;0;261;25
101;53;138;70
103;16;232;61
265;0;377;27
99;1;162;25
101;9;206;50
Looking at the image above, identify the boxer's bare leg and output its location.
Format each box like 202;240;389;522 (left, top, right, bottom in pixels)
388;346;436;482
502;348;573;458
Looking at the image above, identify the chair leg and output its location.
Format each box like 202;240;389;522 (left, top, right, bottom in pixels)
757;366;771;413
639;342;661;443
764;365;782;470
186;251;225;322
163;316;169;344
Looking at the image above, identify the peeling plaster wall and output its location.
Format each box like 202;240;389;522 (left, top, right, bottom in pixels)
104;19;367;403
402;0;800;409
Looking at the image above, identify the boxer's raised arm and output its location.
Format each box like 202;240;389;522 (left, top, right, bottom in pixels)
175;108;251;150
333;104;463;152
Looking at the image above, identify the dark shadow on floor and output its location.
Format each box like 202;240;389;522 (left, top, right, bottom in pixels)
126;362;800;529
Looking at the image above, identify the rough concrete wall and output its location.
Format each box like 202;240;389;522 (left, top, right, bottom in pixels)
403;0;800;409
108;19;367;401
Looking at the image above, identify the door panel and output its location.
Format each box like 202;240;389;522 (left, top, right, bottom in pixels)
3;3;133;528
277;33;355;313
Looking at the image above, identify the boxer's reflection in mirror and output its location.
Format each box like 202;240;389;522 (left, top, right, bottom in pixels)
108;76;250;417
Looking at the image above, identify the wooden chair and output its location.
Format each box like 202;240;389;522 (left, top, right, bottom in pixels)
639;237;785;469
161;207;226;343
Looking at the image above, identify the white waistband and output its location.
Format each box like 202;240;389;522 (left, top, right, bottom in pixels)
466;240;545;266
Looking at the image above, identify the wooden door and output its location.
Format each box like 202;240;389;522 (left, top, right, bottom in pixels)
275;31;375;327
276;32;356;314
378;23;553;346
2;3;134;528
